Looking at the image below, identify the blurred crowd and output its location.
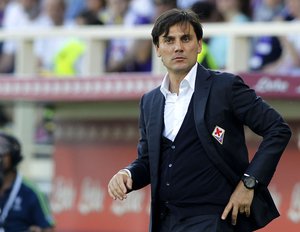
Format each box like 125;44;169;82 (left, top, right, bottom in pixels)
0;0;299;76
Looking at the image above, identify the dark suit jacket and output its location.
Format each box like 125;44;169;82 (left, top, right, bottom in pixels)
126;64;291;231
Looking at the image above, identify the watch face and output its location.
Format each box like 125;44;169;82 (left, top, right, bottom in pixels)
244;176;256;189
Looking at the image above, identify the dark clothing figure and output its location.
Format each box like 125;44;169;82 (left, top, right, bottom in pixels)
0;133;55;232
108;9;291;232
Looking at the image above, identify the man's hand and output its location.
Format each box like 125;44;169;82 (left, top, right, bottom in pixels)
29;226;54;232
108;170;133;200
29;226;42;232
221;181;254;225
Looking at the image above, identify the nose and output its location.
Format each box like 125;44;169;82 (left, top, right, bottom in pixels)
174;40;183;52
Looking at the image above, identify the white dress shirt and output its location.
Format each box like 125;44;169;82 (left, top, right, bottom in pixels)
160;63;198;141
122;63;198;177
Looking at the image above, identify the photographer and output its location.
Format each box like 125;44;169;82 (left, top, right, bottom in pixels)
0;133;54;232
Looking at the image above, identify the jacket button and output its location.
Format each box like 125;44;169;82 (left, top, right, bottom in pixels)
171;145;175;149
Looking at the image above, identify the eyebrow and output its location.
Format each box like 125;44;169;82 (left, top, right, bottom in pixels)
163;32;192;37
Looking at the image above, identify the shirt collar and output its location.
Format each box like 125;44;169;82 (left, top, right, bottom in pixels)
160;63;198;98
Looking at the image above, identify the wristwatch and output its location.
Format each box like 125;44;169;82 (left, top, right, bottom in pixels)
242;175;257;190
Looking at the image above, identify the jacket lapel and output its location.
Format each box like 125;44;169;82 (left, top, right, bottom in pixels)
148;89;165;194
193;65;213;130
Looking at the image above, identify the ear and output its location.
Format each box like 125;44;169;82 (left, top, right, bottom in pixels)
197;40;202;54
155;45;161;57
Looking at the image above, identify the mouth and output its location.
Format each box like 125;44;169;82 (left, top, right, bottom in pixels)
172;56;186;61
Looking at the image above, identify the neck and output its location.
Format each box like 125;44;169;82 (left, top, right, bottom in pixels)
169;77;183;94
168;67;193;94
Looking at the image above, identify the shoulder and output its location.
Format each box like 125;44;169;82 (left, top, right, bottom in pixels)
141;86;161;101
212;69;249;84
4;2;23;16
138;86;162;114
20;178;54;223
209;69;236;79
20;177;46;203
196;64;238;83
208;69;242;86
205;70;250;99
2;2;25;27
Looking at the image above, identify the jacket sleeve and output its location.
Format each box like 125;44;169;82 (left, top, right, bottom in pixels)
231;75;292;186
125;94;151;190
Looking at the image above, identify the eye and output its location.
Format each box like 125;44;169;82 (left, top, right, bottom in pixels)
182;35;191;42
163;37;173;44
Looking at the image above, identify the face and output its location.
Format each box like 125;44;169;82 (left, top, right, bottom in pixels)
216;0;239;14
154;4;175;19
20;0;37;10
264;0;281;7
108;0;130;18
286;0;300;18
0;153;11;173
155;23;201;78
86;0;105;11
44;0;65;25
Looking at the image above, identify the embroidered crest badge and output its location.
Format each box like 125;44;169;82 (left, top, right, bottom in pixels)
212;126;225;144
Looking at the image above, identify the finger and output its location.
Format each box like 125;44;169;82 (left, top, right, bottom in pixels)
112;180;127;200
126;177;133;190
239;207;245;214
110;178;126;200
221;202;233;220
116;177;128;194
231;205;239;225
245;207;251;217
108;184;117;200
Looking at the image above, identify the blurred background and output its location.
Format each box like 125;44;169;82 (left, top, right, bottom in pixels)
0;0;299;231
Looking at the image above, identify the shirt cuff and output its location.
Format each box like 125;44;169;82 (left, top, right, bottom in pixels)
119;169;132;178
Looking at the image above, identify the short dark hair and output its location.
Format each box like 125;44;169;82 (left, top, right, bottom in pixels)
153;0;177;7
191;1;216;21
151;8;203;47
77;10;103;25
0;133;23;167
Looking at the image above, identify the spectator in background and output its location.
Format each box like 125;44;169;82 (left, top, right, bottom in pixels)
76;9;104;26
252;0;285;21
191;1;220;69
0;0;9;58
64;0;86;21
100;0;152;72
262;0;300;75
131;0;154;20
209;0;251;69
85;0;106;20
153;0;177;20
249;0;285;71
0;132;55;231
0;0;45;73
0;0;7;23
35;0;85;77
177;0;200;9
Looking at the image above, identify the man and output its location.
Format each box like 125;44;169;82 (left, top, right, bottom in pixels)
153;0;177;19
108;9;291;232
0;133;54;231
0;0;43;73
